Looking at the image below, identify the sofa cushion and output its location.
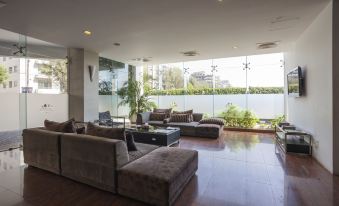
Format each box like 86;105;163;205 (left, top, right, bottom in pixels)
128;143;158;162
86;122;126;141
153;108;172;117
149;112;167;121
166;121;199;127
76;127;86;134
169;114;191;123
173;109;193;114
192;113;204;122
199;118;225;126
196;124;222;139
118;147;198;206
173;110;193;121
44;119;75;133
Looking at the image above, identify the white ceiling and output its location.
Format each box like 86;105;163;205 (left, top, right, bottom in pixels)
0;0;330;65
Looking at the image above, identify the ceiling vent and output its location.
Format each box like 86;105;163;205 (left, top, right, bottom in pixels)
181;50;199;57
256;41;279;50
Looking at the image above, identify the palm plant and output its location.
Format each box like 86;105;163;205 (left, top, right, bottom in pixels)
117;80;157;119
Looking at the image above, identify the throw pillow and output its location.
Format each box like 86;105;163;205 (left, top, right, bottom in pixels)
153;108;172;117
125;131;138;151
173;110;193;121
173;109;193;114
74;121;87;134
199;118;225;126
86;122;126;141
44;119;76;133
149;112;167;121
76;127;86;134
169;114;191;123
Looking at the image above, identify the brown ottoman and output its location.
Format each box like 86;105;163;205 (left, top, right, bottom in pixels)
118;147;198;206
195;124;223;138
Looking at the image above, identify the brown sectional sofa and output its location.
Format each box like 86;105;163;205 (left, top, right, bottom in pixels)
137;112;224;138
23;128;198;205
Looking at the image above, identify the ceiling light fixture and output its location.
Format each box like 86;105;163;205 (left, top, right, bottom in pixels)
83;30;92;36
232;46;238;49
0;1;7;8
113;43;120;46
181;50;199;57
217;0;223;2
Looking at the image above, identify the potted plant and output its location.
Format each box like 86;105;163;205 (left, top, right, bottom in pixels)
117;80;157;122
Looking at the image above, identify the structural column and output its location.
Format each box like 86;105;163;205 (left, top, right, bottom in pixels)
68;48;99;122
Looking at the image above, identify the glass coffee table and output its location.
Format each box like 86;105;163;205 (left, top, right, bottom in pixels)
126;127;180;147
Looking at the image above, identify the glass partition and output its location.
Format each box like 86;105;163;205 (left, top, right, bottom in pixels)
213;56;247;117
158;63;185;111
0;28;68;161
247;53;284;119
137;53;284;120
185;60;214;116
98;58;130;118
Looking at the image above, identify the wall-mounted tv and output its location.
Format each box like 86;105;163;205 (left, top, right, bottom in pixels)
287;66;304;97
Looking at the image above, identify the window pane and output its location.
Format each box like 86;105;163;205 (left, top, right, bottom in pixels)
185;60;213;116
156;63;185;111
247;53;284;119
213;56;247;117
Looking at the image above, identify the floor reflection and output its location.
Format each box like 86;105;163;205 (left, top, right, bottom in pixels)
0;131;338;206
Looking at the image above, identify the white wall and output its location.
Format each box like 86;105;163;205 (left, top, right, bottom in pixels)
284;3;333;172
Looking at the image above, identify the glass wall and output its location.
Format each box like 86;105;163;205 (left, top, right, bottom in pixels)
0;28;68;176
143;53;284;119
98;57;130;117
0;28;68;152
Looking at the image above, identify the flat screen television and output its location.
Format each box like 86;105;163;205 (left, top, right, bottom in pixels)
287;66;304;97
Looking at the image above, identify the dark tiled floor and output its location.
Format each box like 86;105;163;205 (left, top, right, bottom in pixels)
0;131;339;206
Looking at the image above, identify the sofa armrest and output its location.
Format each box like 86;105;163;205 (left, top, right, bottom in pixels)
137;111;152;124
60;133;129;193
193;113;204;122
23;128;61;174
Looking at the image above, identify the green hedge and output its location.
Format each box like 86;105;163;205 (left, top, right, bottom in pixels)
147;87;283;96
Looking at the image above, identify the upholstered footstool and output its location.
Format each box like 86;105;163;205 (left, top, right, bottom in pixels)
195;124;223;138
118;147;198;206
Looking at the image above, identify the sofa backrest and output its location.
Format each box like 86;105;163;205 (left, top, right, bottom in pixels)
23;128;62;174
60;133;129;193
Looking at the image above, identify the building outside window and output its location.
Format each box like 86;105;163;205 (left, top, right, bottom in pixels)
13;66;17;73
2;83;6;89
8;67;12;73
8;81;12;88
38;79;52;89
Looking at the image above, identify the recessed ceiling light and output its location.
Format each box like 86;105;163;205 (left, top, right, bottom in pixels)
217;0;223;2
232;46;238;49
83;30;92;36
0;1;7;8
113;43;120;46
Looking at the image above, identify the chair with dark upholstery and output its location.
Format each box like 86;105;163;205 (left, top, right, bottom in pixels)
98;111;125;128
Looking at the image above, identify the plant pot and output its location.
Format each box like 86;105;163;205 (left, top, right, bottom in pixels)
129;114;137;124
